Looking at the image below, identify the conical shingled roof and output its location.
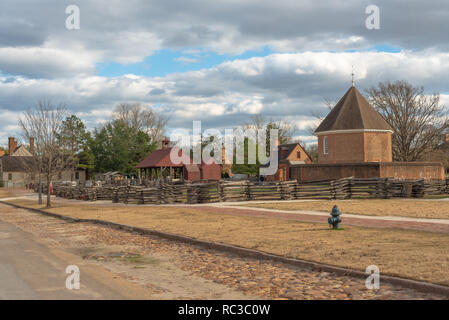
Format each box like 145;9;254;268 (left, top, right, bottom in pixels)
315;86;393;133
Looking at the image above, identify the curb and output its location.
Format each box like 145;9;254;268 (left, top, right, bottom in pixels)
2;200;449;297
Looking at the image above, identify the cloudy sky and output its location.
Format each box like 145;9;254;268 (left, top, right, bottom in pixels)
1;0;448;147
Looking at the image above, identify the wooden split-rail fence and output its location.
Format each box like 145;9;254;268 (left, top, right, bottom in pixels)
52;177;449;205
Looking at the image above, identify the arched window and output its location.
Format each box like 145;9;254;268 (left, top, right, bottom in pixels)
323;136;329;155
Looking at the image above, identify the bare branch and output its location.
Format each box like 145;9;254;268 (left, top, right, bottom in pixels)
113;102;168;143
19;100;74;208
365;81;449;161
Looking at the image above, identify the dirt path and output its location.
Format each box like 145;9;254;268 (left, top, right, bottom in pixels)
0;203;446;300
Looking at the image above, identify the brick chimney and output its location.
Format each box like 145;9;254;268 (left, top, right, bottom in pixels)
221;146;227;164
280;146;289;159
162;137;170;149
29;137;35;154
8;137;17;155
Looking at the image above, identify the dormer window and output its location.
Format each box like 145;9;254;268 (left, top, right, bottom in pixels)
323;136;329;155
297;151;301;159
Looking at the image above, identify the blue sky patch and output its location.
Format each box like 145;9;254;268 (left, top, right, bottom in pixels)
97;46;273;77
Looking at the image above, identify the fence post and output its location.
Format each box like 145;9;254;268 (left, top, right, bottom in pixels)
347;178;353;199
445;178;448;194
330;180;336;200
279;181;287;200
292;180;297;199
383;178;390;199
218;181;223;202
246;180;251;201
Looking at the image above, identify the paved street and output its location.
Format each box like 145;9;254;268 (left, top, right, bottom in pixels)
0;216;153;299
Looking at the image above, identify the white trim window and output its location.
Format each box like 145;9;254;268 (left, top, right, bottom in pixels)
323;136;329;155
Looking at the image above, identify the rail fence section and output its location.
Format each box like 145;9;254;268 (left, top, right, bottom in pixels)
52;177;449;205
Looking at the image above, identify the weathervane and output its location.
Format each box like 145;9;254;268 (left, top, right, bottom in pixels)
351;65;355;87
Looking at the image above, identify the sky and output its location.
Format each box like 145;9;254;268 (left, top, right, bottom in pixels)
1;0;449;147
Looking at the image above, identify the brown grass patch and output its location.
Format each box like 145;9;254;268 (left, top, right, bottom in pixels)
241;199;449;219
4;198;449;286
0;188;14;199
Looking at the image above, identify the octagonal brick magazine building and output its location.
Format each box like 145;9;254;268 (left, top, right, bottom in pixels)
289;85;444;181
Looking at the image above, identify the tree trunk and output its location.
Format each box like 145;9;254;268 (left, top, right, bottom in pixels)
46;174;51;208
38;174;42;205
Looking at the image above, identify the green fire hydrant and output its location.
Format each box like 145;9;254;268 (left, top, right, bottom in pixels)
328;205;342;229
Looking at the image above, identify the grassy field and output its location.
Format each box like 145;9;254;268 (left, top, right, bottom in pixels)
240;199;449;219
0;188;15;199
4;197;449;286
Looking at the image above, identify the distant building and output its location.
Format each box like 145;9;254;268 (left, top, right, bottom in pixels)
136;138;222;181
0;156;34;187
0;137;86;187
261;142;312;181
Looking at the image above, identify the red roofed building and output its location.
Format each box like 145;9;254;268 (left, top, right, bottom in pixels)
136;138;222;181
261;142;313;181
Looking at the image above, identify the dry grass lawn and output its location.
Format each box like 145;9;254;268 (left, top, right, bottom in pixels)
241;199;449;219
0;188;14;199
4;198;449;286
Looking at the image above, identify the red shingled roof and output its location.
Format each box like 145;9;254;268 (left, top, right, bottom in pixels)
136;147;191;168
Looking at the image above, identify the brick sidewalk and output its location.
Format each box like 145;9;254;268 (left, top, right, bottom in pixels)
188;206;449;234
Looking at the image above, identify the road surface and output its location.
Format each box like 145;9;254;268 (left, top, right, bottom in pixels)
0;218;152;299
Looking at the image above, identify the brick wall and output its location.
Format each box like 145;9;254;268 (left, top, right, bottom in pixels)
290;162;445;181
200;162;222;180
364;132;392;162
380;163;445;180
317;131;392;163
318;132;364;163
291;163;380;181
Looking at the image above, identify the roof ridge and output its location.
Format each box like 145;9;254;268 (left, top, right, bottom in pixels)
334;87;356;129
353;87;366;128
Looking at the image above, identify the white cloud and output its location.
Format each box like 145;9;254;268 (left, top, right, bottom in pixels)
1;0;449;80
2;50;449;145
0;45;96;78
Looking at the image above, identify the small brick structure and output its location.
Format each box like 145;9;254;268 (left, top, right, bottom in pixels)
315;86;394;164
300;85;445;181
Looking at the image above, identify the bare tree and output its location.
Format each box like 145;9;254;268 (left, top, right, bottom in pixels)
366;81;449;161
113;102;168;143
306;98;334;136
305;144;319;162
19;100;76;208
243;114;297;144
